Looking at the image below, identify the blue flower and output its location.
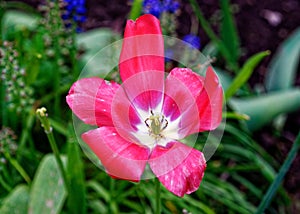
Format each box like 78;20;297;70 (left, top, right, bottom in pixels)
143;0;180;18
62;0;87;31
183;34;201;49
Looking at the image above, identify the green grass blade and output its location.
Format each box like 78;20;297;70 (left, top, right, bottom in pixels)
87;180;110;202
66;126;86;214
220;0;240;64
256;131;300;213
231;174;263;198
189;0;238;72
225;50;270;100
202;174;256;213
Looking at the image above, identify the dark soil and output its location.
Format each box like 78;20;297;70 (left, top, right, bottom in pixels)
4;0;300;211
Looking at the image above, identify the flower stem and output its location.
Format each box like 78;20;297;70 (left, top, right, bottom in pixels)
36;107;69;192
256;131;300;213
155;178;161;214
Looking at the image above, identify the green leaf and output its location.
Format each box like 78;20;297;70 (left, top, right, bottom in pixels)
129;0;143;20
220;0;240;64
225;50;270;100
28;154;67;214
189;0;238;72
0;185;29;214
2;10;38;39
76;28;121;53
265;27;300;91
66;126;86;214
202;174;256;214
87;181;110;202
76;29;121;78
256;131;300;213
79;41;121;78
229;88;300;131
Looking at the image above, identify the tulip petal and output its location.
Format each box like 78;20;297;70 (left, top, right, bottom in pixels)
111;85;144;143
149;141;206;197
197;66;223;131
66;78;120;126
163;70;200;137
121;71;164;114
169;67;205;97
119;14;164;81
166;67;223;135
82;127;150;181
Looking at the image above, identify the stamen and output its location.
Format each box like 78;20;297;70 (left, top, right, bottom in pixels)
144;110;168;141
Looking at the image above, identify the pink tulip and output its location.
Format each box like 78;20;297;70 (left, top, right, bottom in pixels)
67;14;223;197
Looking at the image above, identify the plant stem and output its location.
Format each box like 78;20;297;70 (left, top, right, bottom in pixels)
0;174;12;192
19;109;35;151
155;178;161;214
36;107;69;192
40;83;71;104
4;152;31;184
1;83;7;127
256;131;300;213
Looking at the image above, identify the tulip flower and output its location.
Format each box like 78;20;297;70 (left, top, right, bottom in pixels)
67;14;223;197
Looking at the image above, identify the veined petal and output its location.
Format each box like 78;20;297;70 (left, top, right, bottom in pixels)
66;77;120;126
169;67;205;98
163;71;200;138
82;127;150;181
121;71;164;113
149;142;206;197
111;85;143;143
197;66;223;131
119;14;164;81
166;67;223;136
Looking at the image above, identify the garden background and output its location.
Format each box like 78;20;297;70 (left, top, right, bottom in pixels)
0;0;300;213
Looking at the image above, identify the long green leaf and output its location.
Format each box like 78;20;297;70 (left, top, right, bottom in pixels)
202;174;256;213
220;0;240;64
225;50;270;100
265;27;300;91
0;185;29;214
28;155;67;214
256;131;300;213
67;126;86;214
189;0;238;72
2;10;38;39
87;180;110;202
230;88;300;131
76;28;121;53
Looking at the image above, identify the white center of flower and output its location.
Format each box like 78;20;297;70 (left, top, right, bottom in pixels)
132;107;181;149
144;110;168;141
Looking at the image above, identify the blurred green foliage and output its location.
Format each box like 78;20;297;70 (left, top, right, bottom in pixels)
0;0;299;213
